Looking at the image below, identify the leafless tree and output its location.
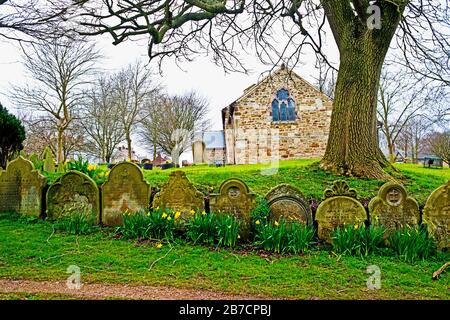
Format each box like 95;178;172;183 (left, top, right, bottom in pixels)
81;75;125;163
140;91;209;166
111;61;159;161
9;37;100;164
427;131;450;167
67;0;450;179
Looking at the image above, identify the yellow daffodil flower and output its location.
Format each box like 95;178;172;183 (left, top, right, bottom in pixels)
255;220;260;225
189;209;195;215
156;243;163;249
354;223;359;230
87;164;96;171
201;210;206;216
175;212;181;220
161;212;168;219
237;235;241;239
274;221;280;227
167;216;172;221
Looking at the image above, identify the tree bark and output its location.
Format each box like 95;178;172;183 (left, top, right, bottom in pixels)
126;131;132;161
56;127;64;165
321;43;391;179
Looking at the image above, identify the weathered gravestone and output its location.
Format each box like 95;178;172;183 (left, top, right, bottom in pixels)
0;156;46;216
265;184;312;224
315;181;367;243
423;180;450;250
102;162;150;226
42;147;55;173
46;171;99;222
368;182;420;236
209;178;256;239
192;140;206;164
152;171;204;217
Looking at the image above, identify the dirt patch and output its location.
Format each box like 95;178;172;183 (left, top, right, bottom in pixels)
0;279;272;300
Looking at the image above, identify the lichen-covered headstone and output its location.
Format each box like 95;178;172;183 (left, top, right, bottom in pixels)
265;184;311;224
423;180;450;250
102;162;150;226
29;153;42;171
42;147;55;173
152;171;204;217
315;181;367;243
46;171;99;222
210;178;256;239
0;156;46;216
368;182;420;236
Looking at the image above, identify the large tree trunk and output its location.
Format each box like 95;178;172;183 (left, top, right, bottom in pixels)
321;42;391;180
125;131;132;161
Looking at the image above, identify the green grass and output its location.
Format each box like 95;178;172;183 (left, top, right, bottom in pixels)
0;213;448;300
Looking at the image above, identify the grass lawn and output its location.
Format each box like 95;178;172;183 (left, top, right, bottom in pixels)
139;160;450;205
0;213;448;300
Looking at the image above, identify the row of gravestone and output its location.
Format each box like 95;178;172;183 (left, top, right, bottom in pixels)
0;156;449;249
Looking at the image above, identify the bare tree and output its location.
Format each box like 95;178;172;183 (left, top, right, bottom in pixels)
70;0;450;179
111;61;159;161
81;76;125;163
428;131;450;167
9;37;100;164
140;92;209;166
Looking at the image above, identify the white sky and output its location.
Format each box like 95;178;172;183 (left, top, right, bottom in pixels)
0;33;339;163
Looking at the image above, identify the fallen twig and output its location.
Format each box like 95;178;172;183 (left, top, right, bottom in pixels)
432;261;450;280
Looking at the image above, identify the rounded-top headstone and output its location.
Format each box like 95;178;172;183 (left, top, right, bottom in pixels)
368;182;419;236
46;171;100;222
102;162;150;226
265;184;311;224
423;180;450;250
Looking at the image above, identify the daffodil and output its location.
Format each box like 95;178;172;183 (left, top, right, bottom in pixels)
156;206;160;211
237;235;241;239
189;209;195;215
147;212;151;217
87;164;96;171
255;220;260;225
161;212;168;219
156;243;163;249
274;221;279;227
167;216;172;221
175;212;181;220
354;223;359;230
201;210;206;216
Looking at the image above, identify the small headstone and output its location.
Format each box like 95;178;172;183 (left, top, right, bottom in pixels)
423;180;450;250
152;171;204;217
102;162;150;226
315;181;367;243
29;153;42;171
42;147;55;173
0;156;46;216
46;171;100;222
192;140;206;164
368;182;420;236
209;178;256;239
265;184;312;224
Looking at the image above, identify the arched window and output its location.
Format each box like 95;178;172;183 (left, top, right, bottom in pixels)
272;99;279;121
271;89;296;122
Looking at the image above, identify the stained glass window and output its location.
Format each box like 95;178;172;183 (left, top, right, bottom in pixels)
272;89;296;122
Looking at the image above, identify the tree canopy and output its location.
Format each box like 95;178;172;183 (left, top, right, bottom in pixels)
0;103;25;168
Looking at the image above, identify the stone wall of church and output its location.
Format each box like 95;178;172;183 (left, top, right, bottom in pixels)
224;67;332;164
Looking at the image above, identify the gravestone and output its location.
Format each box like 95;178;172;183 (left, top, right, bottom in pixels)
42;147;55;173
423;180;450;250
209;178;256;239
29;153;42;171
368;182;420;236
0;156;46;216
315;181;367;243
192;140;206;164
152;171;204;217
102;162;150;226
265;184;312;224
46;171;99;222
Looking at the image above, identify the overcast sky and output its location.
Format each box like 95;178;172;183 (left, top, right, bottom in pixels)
0;32;339;162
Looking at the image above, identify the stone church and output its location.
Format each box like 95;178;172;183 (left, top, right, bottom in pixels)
193;64;333;165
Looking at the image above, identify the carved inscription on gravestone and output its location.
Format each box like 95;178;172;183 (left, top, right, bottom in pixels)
368;182;420;236
315;181;367;243
152;171;204;217
210;178;256;239
46;171;100;222
0;156;46;216
423;180;450;250
102;162;150;226
265;184;311;224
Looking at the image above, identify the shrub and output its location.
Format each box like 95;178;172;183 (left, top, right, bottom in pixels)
0;103;25;169
254;220;315;254
332;224;386;256
53;212;97;235
388;226;436;262
118;210;179;240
